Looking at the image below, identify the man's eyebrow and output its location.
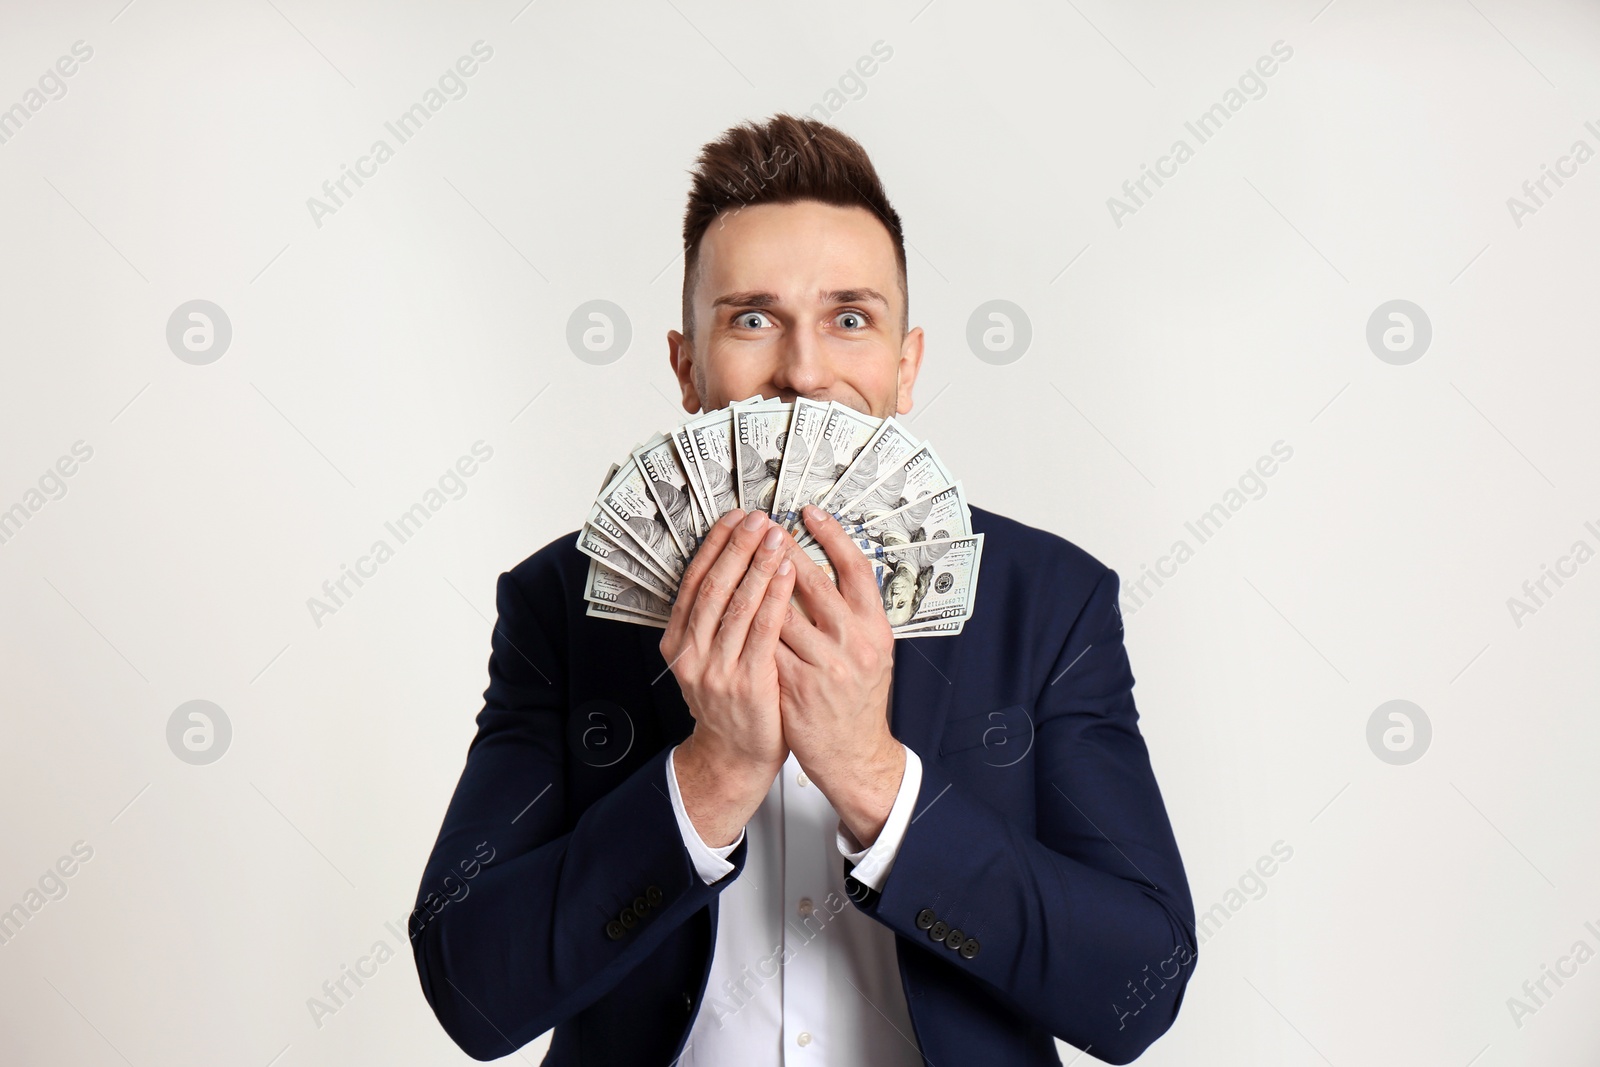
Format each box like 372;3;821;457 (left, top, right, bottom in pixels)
710;291;779;309
823;288;889;308
710;288;892;310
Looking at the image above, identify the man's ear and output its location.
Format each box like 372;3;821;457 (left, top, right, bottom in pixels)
894;326;926;417
667;329;703;414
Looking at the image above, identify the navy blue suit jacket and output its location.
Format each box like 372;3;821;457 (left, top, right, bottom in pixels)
410;504;1197;1064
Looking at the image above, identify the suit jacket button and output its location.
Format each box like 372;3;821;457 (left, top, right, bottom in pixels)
619;905;638;929
633;895;649;915
929;920;949;941
605;919;625;940
915;908;936;930
945;927;964;949
960;936;980;959
682;991;693;1012
647;885;664;907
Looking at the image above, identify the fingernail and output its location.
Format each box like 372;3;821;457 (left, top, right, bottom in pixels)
803;504;821;522
742;510;767;531
720;509;744;528
763;524;783;549
777;558;792;575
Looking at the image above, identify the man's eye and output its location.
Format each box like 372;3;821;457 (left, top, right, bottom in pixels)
735;311;772;329
835;310;868;330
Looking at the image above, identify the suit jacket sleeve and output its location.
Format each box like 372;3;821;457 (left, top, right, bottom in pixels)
846;566;1197;1066
409;562;749;1061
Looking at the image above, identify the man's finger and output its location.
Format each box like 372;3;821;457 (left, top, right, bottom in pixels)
777;583;829;665
780;540;850;635
740;553;798;667
800;504;884;617
774;638;813;687
664;508;742;649
689;510;780;649
712;521;791;662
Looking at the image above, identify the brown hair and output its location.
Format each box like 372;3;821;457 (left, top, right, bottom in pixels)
681;114;907;341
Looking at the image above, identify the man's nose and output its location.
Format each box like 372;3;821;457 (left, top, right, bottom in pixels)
769;322;833;398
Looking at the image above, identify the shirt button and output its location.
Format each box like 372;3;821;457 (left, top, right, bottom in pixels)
797;1031;812;1046
797;897;813;917
796;770;809;787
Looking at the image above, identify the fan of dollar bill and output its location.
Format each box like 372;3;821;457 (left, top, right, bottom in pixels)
577;394;983;638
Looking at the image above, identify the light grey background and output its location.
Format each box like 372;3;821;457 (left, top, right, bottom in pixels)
2;0;1596;1064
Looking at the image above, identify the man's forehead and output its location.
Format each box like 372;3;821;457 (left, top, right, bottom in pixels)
697;201;899;288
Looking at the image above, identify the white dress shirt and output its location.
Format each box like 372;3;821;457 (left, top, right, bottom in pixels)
665;739;926;1065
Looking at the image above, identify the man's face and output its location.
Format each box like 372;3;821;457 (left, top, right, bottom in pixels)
669;199;924;420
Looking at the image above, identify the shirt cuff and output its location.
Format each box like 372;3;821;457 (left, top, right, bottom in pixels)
834;744;921;893
666;743;743;885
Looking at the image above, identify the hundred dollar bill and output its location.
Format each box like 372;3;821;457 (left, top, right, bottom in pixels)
868;533;983;630
576;524;677;600
731;392;785;410
633;433;701;557
583;558;672;618
800;541;835;572
843;481;970;553
585;597;668;629
893;614;967;637
831;444;956;535
582;500;676;589
795;533;981;633
735;401;793;515
785;401;882;535
785;574;970;637
671;424;713;534
801;416;921;546
770;397;830;527
686;407;739;521
800;528;959;578
596;459;686;579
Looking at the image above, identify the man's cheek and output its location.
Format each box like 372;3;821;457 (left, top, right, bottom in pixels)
707;360;773;408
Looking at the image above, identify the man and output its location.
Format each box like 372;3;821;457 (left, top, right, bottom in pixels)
410;115;1197;1065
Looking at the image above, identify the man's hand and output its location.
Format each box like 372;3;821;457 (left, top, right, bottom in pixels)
661;506;800;846
777;504;905;849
